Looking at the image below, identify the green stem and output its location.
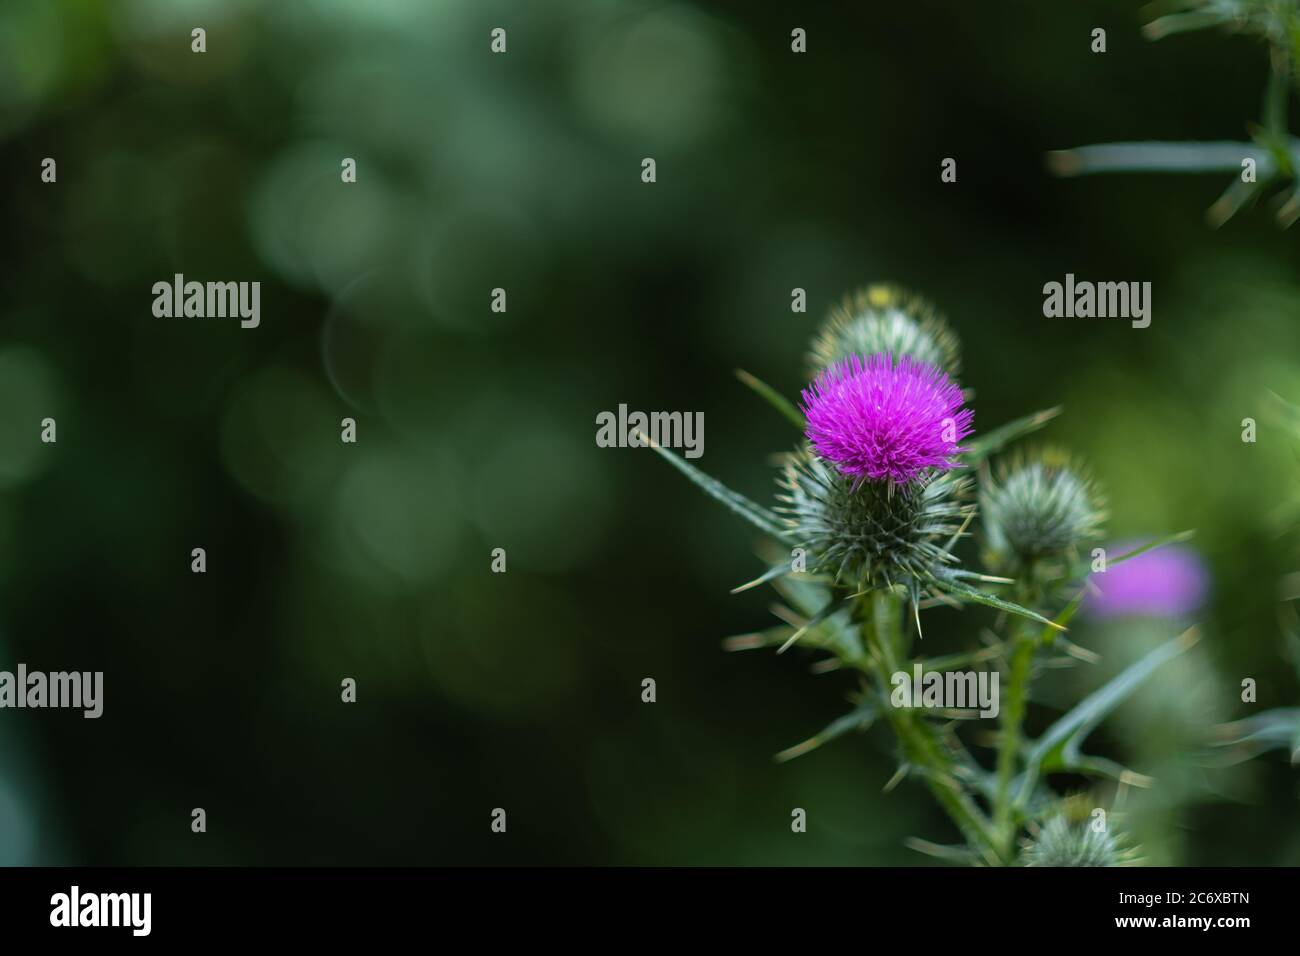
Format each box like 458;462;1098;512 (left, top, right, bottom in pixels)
1264;43;1295;177
1266;43;1291;141
993;624;1035;860
860;589;1004;864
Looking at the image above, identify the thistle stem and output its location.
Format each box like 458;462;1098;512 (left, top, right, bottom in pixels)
993;625;1035;860
1265;43;1291;143
860;588;1004;864
1263;44;1295;177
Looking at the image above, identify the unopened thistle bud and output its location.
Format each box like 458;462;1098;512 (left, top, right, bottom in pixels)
1022;814;1137;867
809;285;961;376
981;450;1104;573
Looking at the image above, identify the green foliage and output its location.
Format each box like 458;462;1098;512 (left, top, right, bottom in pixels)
1051;0;1300;226
1019;629;1200;799
642;434;789;541
959;408;1061;464
1212;707;1300;763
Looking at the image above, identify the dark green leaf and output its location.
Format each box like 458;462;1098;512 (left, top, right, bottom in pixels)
643;437;789;541
930;572;1065;632
960;407;1061;463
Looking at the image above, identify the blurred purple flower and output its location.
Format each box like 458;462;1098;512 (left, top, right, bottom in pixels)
800;353;972;485
1088;542;1209;619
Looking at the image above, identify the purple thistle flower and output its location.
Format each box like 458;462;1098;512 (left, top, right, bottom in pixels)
1087;543;1209;620
800;353;973;485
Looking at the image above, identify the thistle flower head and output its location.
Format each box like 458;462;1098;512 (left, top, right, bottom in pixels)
982;449;1105;571
778;447;972;588
801;353;973;486
1022;815;1138;867
809;285;961;376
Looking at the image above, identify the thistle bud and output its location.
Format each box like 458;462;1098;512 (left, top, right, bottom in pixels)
809;284;961;376
1022;814;1138;867
981;449;1105;575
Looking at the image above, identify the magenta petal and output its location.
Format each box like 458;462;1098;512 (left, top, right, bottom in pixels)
800;353;973;485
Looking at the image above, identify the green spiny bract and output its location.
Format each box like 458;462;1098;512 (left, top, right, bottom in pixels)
777;447;972;591
981;449;1105;576
1021;815;1137;867
808;284;961;376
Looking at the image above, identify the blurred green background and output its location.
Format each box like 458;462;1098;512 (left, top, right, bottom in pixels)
2;0;1299;865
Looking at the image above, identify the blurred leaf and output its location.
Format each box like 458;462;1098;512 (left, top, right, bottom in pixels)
778;596;848;653
1038;590;1085;647
730;562;795;594
768;573;864;660
1109;529;1197;566
1144;9;1240;41
917;643;1006;671
960;407;1060;463
903;837;978;864
1212;707;1300;765
775;698;880;763
1266;388;1300;439
1207;174;1266;228
1046;753;1154;788
771;568;834;616
722;625;792;652
1019;627;1200;801
1048;141;1272;176
930;570;1066;632
1275;181;1300;227
642;434;789;540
